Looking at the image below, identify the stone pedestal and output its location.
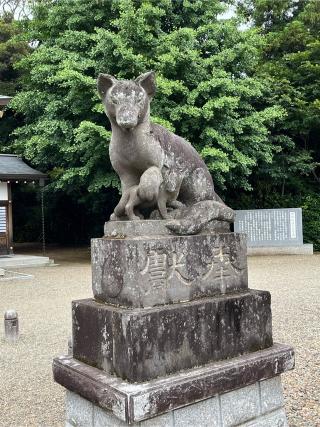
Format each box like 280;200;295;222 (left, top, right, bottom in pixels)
72;291;272;382
92;222;247;308
53;220;294;426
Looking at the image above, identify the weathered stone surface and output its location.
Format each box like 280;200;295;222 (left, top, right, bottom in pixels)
65;388;93;426
65;380;288;427
259;376;284;413
4;309;19;343
53;343;294;424
140;412;174;427
220;383;260;426
92;231;247;308
104;219;230;237
97;71;234;235
239;408;288;427
173;396;220;427
72;290;272;382
94;403;140;427
65;381;289;427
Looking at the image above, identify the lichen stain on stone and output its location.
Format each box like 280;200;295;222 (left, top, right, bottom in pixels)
133;393;152;420
91;230;248;308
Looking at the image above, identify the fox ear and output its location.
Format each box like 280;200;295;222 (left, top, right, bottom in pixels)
135;71;156;97
97;73;117;99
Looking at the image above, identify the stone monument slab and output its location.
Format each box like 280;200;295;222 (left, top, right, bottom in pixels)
234;208;303;247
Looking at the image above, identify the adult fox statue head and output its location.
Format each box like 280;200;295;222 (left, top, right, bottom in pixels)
97;71;156;130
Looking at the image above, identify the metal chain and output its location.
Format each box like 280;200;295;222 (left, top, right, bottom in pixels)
40;187;46;255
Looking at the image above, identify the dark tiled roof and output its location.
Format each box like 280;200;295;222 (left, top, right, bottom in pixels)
0;154;46;180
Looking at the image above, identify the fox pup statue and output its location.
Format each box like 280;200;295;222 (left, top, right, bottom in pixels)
97;71;234;235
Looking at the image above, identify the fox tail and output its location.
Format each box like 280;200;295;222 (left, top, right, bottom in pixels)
165;200;235;235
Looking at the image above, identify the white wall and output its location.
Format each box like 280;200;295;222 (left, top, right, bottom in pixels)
0;182;8;201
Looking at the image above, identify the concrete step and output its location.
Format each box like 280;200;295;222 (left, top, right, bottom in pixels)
0;255;54;268
247;243;313;256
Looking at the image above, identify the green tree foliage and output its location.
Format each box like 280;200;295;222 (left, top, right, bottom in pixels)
236;0;320;249
0;13;29;95
0;13;30;155
7;0;289;242
237;0;308;31
4;0;319;247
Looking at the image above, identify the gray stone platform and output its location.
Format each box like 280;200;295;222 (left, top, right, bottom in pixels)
53;343;294;424
72;290;272;382
65;376;288;426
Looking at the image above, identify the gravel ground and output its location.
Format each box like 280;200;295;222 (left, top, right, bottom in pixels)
248;255;320;427
0;248;319;427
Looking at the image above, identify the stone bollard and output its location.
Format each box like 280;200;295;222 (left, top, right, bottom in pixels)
4;309;19;343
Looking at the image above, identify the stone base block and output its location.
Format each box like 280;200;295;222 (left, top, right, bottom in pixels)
92;227;247;308
104;219;230;237
247;243;314;256
53;343;294;424
64;373;289;426
72;290;272;382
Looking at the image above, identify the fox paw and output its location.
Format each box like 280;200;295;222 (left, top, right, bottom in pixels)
110;213;121;221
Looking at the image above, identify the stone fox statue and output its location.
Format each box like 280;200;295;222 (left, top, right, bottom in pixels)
119;166;184;221
97;71;234;234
